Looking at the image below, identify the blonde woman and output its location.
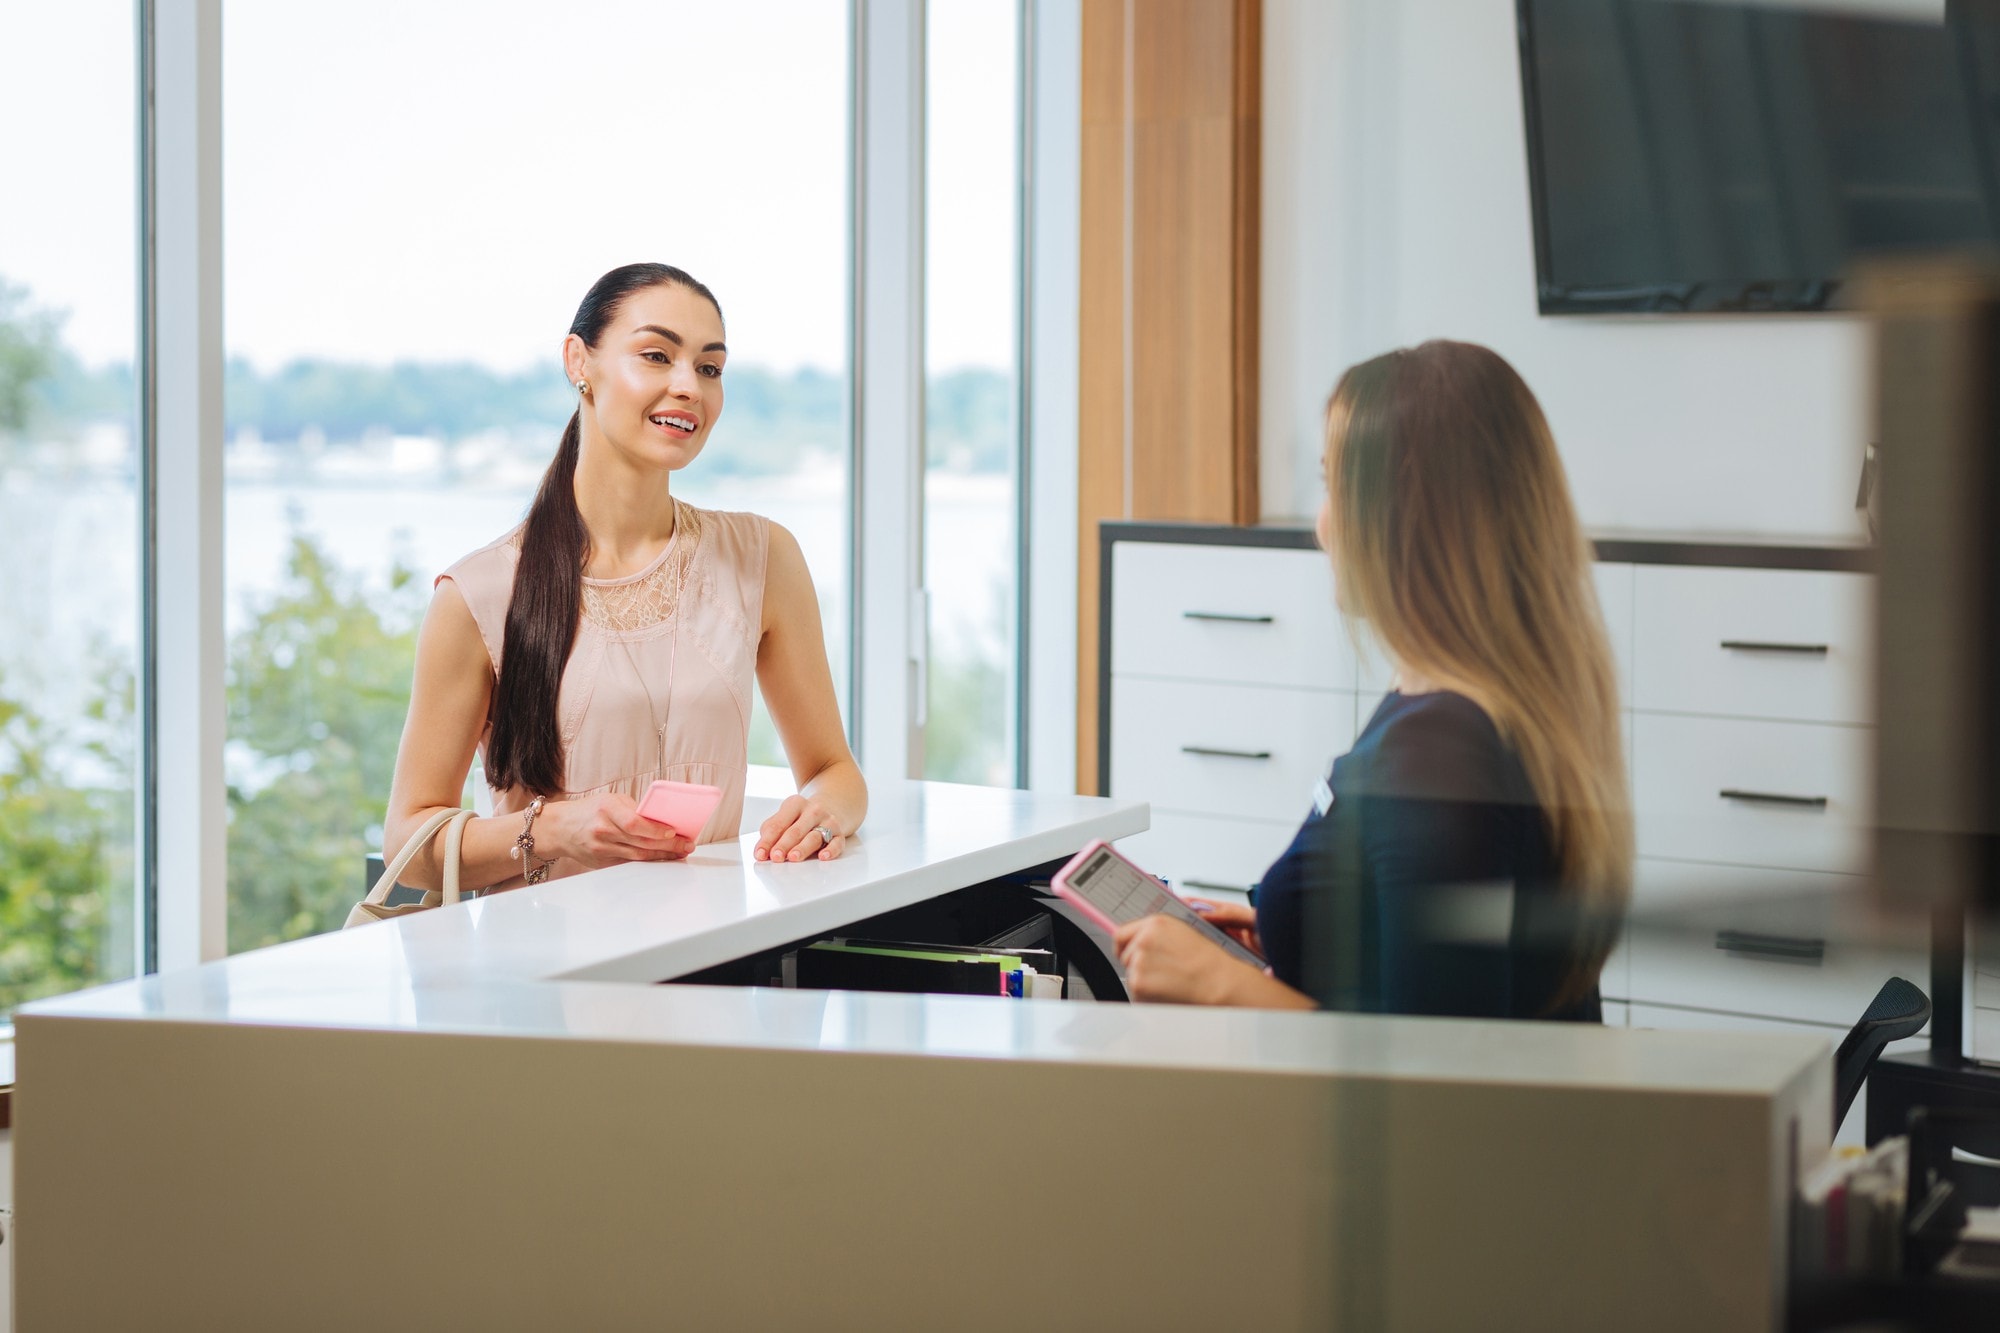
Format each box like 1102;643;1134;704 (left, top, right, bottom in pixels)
1117;341;1630;1020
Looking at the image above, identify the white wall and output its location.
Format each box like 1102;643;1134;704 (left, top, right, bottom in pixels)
1261;0;1872;541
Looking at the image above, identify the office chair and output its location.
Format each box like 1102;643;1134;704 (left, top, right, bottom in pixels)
1834;976;1931;1135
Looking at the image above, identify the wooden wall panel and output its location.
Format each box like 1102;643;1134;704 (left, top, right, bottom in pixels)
1077;0;1261;794
1232;0;1262;526
1130;0;1235;522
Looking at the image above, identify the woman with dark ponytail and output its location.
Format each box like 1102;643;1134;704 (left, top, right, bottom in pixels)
382;263;866;892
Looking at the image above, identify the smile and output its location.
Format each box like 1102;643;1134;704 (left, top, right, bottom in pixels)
650;412;699;436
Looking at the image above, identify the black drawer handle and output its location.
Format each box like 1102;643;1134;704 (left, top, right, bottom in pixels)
1181;879;1253;895
1181;746;1273;761
1719;640;1830;656
1184;611;1275;625
1719;788;1829;810
1716;929;1826;963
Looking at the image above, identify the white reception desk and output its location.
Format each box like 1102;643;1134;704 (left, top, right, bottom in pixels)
15;773;1829;1331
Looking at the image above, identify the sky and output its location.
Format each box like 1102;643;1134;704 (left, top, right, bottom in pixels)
0;0;1018;376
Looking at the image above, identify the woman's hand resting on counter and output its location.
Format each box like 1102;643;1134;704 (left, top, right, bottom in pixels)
755;793;848;862
538;792;695;870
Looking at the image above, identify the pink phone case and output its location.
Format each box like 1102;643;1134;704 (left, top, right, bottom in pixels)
1048;838;1139;935
636;779;724;841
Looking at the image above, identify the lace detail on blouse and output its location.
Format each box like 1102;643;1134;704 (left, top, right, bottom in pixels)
578;501;705;635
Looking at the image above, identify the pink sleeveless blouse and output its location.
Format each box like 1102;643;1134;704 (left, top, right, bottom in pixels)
439;500;770;887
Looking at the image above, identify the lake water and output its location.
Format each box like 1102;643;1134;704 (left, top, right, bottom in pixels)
1;462;1014;748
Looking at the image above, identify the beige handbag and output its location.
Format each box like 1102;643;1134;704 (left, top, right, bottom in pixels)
345;807;476;928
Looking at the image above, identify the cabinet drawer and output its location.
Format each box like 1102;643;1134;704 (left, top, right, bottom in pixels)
1114;809;1300;899
1631;566;1873;724
1110;678;1355;824
1633;713;1872;874
1625;919;1926;1030
1112;541;1353;689
1355;562;1636;697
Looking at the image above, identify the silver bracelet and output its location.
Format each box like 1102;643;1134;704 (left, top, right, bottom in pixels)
510;796;551;884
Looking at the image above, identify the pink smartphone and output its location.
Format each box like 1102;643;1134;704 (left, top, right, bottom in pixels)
635;779;724;842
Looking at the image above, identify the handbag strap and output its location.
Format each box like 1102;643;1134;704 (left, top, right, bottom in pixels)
439;807;472;906
364;807;475;908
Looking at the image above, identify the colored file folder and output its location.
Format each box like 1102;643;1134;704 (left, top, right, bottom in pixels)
795;939;1020;995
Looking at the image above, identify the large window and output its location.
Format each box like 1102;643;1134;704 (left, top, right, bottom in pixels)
923;0;1023;787
221;1;852;951
0;4;141;1015
0;3;1047;977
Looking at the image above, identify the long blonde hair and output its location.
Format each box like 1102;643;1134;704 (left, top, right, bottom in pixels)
1324;341;1631;1006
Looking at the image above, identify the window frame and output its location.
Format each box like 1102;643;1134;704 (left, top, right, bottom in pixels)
140;0;228;972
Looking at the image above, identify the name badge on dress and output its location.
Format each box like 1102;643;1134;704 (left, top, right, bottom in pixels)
1313;774;1335;816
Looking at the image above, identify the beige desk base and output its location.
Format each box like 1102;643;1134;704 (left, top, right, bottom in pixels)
18;994;1826;1332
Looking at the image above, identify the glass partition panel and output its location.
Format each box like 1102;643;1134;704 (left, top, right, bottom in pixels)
223;1;851;951
0;3;141;1015
923;0;1022;787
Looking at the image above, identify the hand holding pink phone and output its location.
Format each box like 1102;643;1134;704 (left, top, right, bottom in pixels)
635;780;724;842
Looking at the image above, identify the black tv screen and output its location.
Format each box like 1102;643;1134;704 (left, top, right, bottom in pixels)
1518;0;2000;313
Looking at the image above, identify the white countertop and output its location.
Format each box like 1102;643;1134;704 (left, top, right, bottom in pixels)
28;770;1142;1012
19;770;1833;1094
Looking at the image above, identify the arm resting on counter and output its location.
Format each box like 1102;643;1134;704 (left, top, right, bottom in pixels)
755;522;868;861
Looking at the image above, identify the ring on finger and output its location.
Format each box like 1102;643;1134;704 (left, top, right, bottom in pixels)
813;825;836;845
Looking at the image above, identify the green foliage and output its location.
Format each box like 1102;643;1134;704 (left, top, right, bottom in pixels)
0;667;133;1015
923;650;1010;787
209;357;860;478
0;278;58;436
225;538;425;952
223;356;576;444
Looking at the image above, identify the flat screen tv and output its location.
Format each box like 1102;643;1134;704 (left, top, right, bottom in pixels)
1518;0;2000;313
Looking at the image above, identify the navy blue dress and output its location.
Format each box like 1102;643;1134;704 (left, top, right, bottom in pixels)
1253;691;1602;1023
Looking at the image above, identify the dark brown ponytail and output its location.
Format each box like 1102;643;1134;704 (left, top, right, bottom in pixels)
483;263;723;795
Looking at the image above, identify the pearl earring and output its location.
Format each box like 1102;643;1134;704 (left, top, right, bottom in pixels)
575;380;588;394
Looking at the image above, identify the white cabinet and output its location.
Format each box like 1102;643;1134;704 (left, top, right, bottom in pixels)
1615;563;1884;1040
